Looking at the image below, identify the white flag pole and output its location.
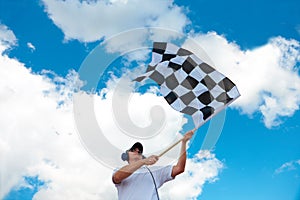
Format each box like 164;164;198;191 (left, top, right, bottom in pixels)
157;100;237;157
158;98;239;157
158;138;184;157
158;128;197;157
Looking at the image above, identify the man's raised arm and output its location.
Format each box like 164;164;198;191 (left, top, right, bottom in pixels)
171;130;194;178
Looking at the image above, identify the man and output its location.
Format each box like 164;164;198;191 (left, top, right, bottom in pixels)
112;130;194;200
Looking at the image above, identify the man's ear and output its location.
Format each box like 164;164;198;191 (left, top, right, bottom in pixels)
121;150;129;161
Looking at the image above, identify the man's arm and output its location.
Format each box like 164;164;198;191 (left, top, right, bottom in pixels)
171;130;194;178
112;155;159;184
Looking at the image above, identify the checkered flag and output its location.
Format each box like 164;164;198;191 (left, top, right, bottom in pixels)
134;42;240;128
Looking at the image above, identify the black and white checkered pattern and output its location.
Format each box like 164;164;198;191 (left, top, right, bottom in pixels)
135;42;240;128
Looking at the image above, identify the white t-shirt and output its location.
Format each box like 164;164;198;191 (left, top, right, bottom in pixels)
114;165;174;200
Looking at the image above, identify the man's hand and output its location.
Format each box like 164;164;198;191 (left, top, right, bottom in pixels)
182;130;195;143
143;155;159;165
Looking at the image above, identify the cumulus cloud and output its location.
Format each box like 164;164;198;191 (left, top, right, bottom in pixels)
0;38;107;199
0;27;223;199
41;0;300;128
95;79;186;154
187;32;300;128
42;0;189;43
3;0;300;198
0;24;17;52
0;26;115;199
41;0;189;60
160;150;223;199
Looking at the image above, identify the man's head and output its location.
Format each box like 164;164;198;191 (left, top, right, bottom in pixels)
129;142;143;154
122;142;144;163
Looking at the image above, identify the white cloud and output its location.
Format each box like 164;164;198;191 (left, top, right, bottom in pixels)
275;159;300;174
0;28;223;199
0;29;116;199
93;70;186;153
41;0;300;129
187;32;300;128
42;0;189;43
3;0;299;197
160;150;223;199
27;42;36;51
0;24;17;52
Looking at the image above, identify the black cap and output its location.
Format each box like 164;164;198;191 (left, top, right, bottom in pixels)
129;142;143;154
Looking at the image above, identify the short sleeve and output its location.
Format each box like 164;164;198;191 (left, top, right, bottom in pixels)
152;165;174;188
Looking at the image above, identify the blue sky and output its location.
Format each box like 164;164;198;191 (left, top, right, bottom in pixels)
0;0;300;200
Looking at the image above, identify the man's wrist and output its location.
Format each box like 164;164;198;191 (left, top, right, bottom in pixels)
139;158;146;166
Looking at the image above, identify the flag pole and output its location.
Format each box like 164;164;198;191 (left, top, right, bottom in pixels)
158;138;183;157
158;102;238;157
158;128;197;157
